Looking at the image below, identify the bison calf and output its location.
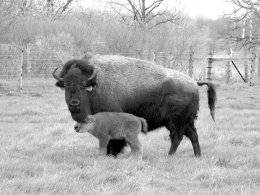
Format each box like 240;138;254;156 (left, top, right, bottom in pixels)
74;112;147;159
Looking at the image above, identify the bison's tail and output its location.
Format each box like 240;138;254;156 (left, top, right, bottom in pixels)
197;81;217;121
140;118;148;134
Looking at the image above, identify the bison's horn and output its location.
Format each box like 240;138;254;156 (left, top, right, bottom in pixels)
52;68;63;81
88;68;97;81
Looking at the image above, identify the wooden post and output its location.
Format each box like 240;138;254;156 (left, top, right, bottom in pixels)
248;16;255;86
244;49;248;82
27;45;32;79
226;47;232;83
160;52;164;66
188;46;194;77
249;48;256;86
151;51;155;63
162;52;167;66
144;50;149;60
135;50;139;59
207;47;213;81
18;49;24;91
147;50;151;61
139;50;144;60
241;20;248;82
257;53;260;81
157;52;162;65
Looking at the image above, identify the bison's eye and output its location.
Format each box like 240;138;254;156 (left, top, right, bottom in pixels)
80;81;87;90
64;82;72;88
81;81;87;87
64;83;70;88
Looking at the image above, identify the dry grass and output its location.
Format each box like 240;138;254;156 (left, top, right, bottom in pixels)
0;80;260;194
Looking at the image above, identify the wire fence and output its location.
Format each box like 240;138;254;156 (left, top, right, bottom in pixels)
0;44;205;78
0;43;258;93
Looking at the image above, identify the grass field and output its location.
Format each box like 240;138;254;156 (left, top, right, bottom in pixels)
0;80;259;194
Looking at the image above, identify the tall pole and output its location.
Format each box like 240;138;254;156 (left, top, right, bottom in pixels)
258;54;260;82
207;43;213;81
188;46;194;78
249;17;255;86
226;47;232;83
27;44;32;80
18;49;24;91
242;20;248;82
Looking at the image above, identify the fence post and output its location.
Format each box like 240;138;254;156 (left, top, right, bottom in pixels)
27;45;32;79
151;51;155;63
207;48;213;81
243;48;248;82
249;48;256;86
154;52;159;64
226;47;232;83
143;50;149;60
17;49;24;91
257;53;260;81
156;52;161;65
188;46;194;77
135;50;139;59
162;52;167;66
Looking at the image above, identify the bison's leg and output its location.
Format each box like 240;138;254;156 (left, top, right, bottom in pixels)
168;134;183;155
106;139;127;157
184;123;201;157
167;123;184;155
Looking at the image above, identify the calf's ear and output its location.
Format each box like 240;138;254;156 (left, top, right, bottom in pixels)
55;81;65;88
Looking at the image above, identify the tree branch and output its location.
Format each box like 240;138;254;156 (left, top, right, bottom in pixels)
110;1;134;14
146;0;164;17
149;13;180;29
145;0;163;11
109;0;181;29
146;9;167;23
126;0;142;21
54;0;74;17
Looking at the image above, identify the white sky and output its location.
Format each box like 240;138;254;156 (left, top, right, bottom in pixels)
184;0;233;19
78;0;234;20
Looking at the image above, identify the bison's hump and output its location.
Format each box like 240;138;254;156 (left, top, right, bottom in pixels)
89;54;198;94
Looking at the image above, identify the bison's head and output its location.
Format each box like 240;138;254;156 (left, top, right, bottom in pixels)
52;59;97;122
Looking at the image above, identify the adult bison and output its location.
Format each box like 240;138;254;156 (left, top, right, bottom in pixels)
53;54;216;157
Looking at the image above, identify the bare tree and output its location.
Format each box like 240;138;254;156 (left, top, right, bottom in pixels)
226;0;260;21
109;0;180;29
223;0;260;48
108;0;181;52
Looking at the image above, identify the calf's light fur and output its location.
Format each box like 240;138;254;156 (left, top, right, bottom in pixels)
74;112;147;158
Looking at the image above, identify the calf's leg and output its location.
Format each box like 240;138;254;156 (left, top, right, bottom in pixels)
126;133;142;159
98;134;110;155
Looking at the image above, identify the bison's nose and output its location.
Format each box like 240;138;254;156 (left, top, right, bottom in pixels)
69;99;80;107
74;124;80;132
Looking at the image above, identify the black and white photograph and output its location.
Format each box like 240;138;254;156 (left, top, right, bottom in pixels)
0;0;259;194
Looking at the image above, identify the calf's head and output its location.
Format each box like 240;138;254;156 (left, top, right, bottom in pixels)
52;59;97;122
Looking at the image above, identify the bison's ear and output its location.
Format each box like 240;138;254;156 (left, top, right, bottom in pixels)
55;81;65;88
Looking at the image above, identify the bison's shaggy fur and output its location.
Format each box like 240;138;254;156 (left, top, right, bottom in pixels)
74;112;147;159
53;54;216;157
